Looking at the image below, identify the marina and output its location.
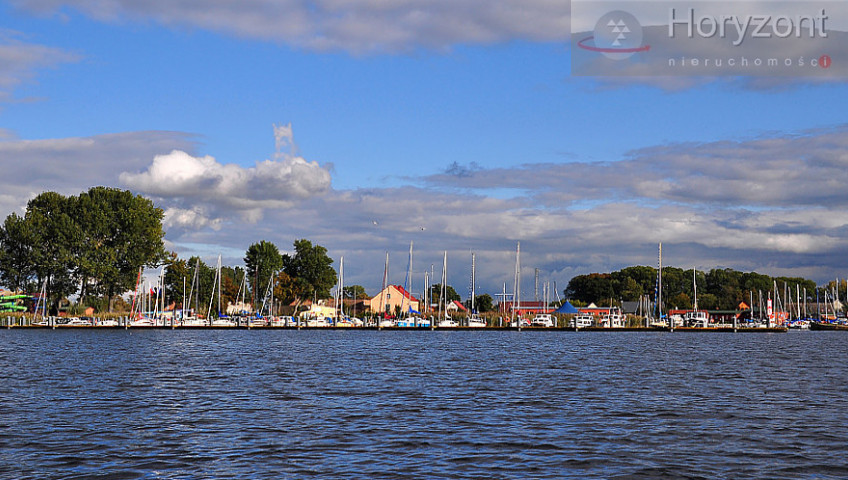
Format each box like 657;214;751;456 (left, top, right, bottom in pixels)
1;317;794;332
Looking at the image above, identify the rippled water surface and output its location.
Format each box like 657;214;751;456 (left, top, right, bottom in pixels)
1;329;847;479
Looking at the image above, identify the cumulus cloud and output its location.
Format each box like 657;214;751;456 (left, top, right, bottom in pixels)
0;29;80;100
119;126;332;228
0;130;197;216
10;0;569;53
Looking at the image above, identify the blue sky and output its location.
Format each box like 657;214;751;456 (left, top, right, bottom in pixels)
3;0;848;299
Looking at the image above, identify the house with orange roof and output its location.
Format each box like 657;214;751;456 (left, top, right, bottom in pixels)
365;285;421;315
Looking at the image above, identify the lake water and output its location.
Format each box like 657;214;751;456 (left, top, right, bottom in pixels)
1;329;847;479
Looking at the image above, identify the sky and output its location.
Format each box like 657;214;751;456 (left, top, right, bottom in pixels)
2;0;848;301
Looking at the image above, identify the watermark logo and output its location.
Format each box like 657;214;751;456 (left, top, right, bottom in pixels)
571;0;846;77
578;11;649;60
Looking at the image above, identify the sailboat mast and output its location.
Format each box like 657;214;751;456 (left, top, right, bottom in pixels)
514;242;521;325
401;242;413;318
471;252;476;313
378;252;389;318
442;251;447;321
693;267;697;312
658;242;663;327
337;256;344;324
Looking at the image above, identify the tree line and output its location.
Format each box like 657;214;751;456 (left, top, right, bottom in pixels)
0;188;166;313
565;266;819;311
0;188;342;315
165;238;338;316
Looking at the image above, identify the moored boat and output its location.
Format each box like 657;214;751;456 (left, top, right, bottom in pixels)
810;321;848;331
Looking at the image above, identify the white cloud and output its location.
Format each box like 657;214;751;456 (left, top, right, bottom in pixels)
119;126;332;226
0;130;197;215
0;29;80;100
11;0;570;53
163;207;223;231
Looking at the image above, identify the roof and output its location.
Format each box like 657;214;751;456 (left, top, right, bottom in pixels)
392;285;420;303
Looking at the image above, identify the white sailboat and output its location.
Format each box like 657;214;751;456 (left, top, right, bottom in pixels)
208;255;235;327
468;252;486;328
685;267;709;327
437;251;458;327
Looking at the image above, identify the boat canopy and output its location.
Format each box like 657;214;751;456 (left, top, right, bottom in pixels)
555;301;580;314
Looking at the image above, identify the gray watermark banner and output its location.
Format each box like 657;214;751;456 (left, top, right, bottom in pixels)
572;0;847;76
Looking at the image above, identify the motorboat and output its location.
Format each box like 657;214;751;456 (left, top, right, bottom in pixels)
570;314;594;328
531;314;554;327
467;314;486;328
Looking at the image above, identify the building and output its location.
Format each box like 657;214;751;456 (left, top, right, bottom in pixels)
498;300;551;315
365;285;421;315
446;300;467;313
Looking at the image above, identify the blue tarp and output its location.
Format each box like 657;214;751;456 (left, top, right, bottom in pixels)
555;301;580;314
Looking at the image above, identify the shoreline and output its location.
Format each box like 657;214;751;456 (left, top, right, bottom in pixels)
4;325;791;333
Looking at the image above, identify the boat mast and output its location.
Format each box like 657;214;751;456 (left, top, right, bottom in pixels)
514;242;521;328
693;267;697;313
336;256;344;325
439;251;447;323
401;242;413;320
658;242;664;330
471;252;476;315
378;252;389;321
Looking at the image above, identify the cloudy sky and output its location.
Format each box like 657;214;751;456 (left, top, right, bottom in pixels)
2;0;848;300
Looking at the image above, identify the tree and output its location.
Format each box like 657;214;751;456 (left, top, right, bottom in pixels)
273;270;304;306
163;253;189;308
0;213;37;293
221;266;243;309
72;187;166;311
343;285;369;300
474;293;494;312
282;239;336;300
182;256;214;313
619;277;643;301
26;192;81;313
244;240;283;306
669;292;692;310
565;273;614;304
429;283;460;306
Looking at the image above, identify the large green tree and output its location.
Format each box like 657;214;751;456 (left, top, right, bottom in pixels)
26;192;81;313
282;239;336;301
0;213;37;293
244;240;283;305
72;187;166;311
0;188;166;313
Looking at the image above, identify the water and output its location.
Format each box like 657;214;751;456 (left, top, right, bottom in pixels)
1;330;847;479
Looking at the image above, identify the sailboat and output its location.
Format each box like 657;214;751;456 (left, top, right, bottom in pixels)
209;255;235;327
467;252;486;327
333;257;357;327
437;251;458;327
684;267;709;327
396;242;422;327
